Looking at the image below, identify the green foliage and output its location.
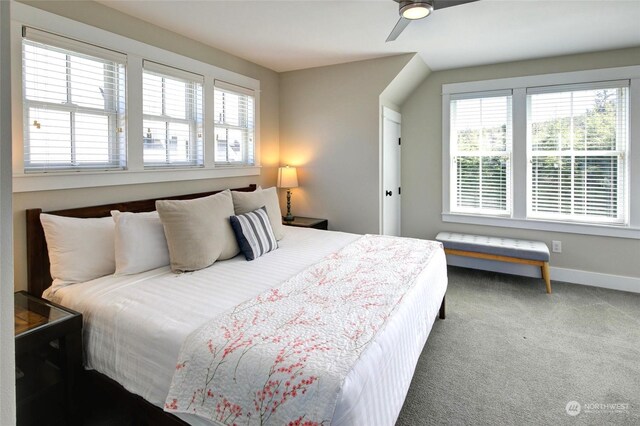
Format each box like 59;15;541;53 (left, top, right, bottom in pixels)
455;89;623;218
529;89;622;218
531;88;619;151
456;124;507;151
456;156;507;211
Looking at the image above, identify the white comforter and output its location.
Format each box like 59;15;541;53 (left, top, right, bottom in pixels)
45;227;447;426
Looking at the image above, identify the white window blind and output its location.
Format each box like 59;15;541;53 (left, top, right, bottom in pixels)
450;92;513;215
214;81;255;165
22;27;126;172
143;61;203;167
527;81;628;224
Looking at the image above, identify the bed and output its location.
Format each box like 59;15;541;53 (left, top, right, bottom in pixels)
26;185;448;426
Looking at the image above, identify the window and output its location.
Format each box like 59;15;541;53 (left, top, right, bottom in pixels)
14;5;262;192
214;81;255;165
442;67;639;237
22;27;125;172
450;92;512;216
142;61;203;167
527;82;628;224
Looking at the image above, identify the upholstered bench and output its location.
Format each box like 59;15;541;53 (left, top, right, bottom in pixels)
435;232;552;294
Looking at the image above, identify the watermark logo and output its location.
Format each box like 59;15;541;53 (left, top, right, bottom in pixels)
566;401;581;416
565;400;630;416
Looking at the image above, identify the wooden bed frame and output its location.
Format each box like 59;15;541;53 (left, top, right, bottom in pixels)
25;184;257;425
25;182;445;424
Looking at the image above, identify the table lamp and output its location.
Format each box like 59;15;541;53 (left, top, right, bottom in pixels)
277;166;298;222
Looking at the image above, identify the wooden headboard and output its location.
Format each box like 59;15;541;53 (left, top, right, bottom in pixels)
26;184;257;297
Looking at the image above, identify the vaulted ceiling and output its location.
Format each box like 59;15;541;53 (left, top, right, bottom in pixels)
98;0;640;72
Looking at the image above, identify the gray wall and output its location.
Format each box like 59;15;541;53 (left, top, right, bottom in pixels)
401;47;640;279
13;1;281;291
11;2;640;288
279;54;416;234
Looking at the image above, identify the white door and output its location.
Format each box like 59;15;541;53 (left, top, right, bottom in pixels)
382;107;401;236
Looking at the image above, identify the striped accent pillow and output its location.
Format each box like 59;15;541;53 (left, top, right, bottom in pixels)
229;206;278;261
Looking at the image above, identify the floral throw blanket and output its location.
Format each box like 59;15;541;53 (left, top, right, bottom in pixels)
165;234;442;425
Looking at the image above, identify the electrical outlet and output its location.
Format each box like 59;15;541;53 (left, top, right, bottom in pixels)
552;240;562;253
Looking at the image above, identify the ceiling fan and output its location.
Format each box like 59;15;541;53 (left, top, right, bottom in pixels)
387;0;480;42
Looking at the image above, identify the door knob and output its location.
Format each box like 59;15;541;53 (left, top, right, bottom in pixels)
385;190;393;196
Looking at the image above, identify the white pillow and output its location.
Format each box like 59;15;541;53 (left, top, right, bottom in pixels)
40;214;115;286
111;211;170;275
231;186;285;240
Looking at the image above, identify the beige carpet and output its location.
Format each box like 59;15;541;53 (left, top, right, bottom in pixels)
397;266;640;426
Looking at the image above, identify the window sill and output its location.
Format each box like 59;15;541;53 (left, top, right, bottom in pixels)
442;212;640;239
13;166;261;193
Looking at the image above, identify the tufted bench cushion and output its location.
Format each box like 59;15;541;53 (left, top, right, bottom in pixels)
435;232;550;262
435;232;552;293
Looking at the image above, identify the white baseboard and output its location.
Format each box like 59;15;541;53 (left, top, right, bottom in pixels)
446;255;640;294
549;267;640;294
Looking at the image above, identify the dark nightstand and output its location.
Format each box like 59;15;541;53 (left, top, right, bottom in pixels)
283;216;328;230
14;291;83;426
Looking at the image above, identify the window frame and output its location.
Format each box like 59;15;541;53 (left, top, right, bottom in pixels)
22;31;126;172
142;62;204;169
526;83;629;225
442;66;640;239
449;90;514;217
11;3;261;192
214;81;256;167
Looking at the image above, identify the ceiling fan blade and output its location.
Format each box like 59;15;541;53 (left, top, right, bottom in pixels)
386;17;411;42
433;0;479;10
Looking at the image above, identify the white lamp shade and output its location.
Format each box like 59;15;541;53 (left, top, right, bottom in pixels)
277;166;298;189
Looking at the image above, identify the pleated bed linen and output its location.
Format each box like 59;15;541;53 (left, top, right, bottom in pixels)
44;227;447;426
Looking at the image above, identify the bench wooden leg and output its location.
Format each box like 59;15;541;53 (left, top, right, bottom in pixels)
443;248;552;294
541;262;551;294
439;295;446;320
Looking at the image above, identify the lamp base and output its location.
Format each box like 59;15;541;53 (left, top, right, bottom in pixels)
284;189;295;222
